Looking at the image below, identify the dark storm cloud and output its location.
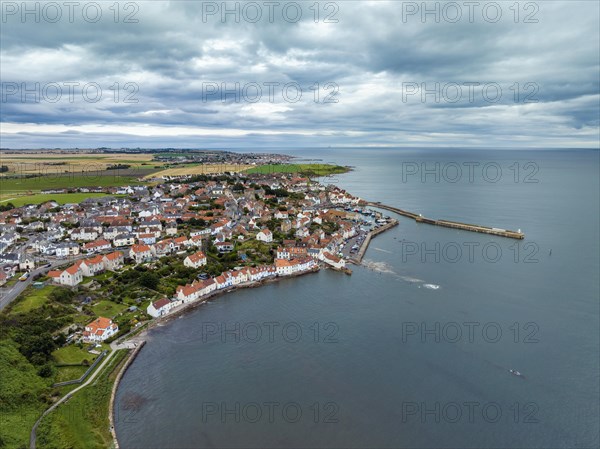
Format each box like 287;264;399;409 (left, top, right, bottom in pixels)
1;0;598;148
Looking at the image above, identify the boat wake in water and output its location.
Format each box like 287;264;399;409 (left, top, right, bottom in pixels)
362;259;440;290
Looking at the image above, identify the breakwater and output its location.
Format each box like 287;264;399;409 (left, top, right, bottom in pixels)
367;202;524;239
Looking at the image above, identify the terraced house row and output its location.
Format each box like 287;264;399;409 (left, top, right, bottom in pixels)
148;257;318;318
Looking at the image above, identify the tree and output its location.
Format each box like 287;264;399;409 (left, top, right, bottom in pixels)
19;333;56;365
38;363;54;378
138;272;160;290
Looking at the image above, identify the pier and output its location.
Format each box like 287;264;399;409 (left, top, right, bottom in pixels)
349;219;399;264
366;202;524;240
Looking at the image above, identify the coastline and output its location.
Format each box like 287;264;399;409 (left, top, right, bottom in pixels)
109;209;400;447
110;266;321;447
141;266;320;335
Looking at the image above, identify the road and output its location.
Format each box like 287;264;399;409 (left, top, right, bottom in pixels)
340;229;369;260
0;254;87;311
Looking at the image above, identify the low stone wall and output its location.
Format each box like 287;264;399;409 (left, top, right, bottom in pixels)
52;350;107;387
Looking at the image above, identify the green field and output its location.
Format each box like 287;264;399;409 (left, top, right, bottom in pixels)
91;300;127;319
54;365;88;383
244;163;350;177
9;285;56;315
53;345;96;366
0;193;116;207
0;173;147;197
36;349;129;449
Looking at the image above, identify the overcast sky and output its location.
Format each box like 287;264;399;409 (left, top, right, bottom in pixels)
1;0;598;149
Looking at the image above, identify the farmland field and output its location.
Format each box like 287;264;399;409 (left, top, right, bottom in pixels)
0;193;117;207
0;151;162;202
0;173;151;199
146;163;254;179
0;151;163;174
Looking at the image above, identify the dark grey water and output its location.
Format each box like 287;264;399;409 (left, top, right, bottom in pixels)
115;148;599;448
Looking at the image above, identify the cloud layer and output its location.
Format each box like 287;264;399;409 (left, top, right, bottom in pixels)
1;1;599;148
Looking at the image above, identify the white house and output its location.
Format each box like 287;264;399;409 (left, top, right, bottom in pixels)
19;255;36;271
82;317;119;342
176;284;200;303
187;235;203;247
129;244;155;264
256;228;273;243
199;278;217;296
320;251;346;269
174;236;190;250
79;256;105;277
275;257;317;276
137;233;157;245
55;243;80;258
190;228;211;238
102;251;124;271
175;278;216;303
248;265;277;281
70;228;99;241
83;239;111;254
155;239;175;257
48;264;82;286
184;251;207;268
147;298;175;318
214;273;233;290
113;233;136;247
229;268;249;285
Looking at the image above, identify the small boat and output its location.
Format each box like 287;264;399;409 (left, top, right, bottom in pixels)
509;369;522;376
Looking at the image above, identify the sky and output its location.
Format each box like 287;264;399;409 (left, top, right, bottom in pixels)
0;0;599;149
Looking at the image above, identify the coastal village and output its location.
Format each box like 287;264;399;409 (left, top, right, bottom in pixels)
0;168;395;346
0;153;394;449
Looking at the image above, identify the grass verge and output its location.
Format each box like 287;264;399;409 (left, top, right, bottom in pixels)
35;349;130;449
244;163;350;177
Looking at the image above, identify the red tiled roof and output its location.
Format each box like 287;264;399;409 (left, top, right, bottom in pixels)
85;255;104;265
131;244;151;253
65;264;80;275
187;251;206;263
104;251;123;261
152;298;171;309
86;316;113;332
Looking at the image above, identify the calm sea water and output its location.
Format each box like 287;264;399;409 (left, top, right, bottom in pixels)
115;148;599;448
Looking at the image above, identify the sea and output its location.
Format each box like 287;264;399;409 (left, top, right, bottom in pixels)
115;148;599;449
